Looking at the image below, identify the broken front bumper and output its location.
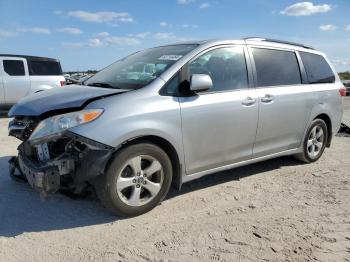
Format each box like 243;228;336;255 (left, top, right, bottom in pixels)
10;131;114;195
17;153;61;194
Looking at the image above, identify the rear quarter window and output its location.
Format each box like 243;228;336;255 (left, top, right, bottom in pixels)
252;48;302;87
299;52;335;84
29;60;62;76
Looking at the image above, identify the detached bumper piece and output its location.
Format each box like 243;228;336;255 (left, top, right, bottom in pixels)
10;131;114;196
9;156;27;182
18;153;61;194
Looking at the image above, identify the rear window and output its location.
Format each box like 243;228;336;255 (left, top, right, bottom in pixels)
29;60;62;76
3;60;25;76
252;48;302;87
299;52;335;84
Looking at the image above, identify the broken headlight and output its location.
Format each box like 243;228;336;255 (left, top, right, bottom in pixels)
29;109;103;141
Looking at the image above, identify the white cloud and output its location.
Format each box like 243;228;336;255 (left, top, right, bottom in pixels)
182;24;199;29
54;10;62;15
199;3;210;9
63;35;140;48
0;29;17;38
18;27;51;34
93;32;110;38
346;25;350;31
281;2;332;16
68;11;134;24
160;21;168;27
106;36;140;45
134;32;151;38
332;58;350;67
57;27;83;35
88;38;103;47
153;32;193;42
154;32;177;40
178;0;194;4
62;42;85;48
320;24;336;31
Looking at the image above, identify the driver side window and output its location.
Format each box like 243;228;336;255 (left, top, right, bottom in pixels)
189;46;248;92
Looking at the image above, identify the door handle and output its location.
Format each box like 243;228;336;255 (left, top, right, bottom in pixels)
261;94;274;103
242;96;256;106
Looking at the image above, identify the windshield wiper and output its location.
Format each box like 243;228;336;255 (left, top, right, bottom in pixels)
87;82;118;89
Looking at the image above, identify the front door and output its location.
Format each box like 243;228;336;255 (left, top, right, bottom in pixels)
179;45;259;175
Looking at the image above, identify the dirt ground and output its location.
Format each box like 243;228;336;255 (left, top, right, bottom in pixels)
0;99;350;262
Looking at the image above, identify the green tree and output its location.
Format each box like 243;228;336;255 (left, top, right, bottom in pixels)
339;71;350;80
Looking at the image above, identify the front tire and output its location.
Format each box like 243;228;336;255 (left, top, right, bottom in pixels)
94;143;173;217
295;119;328;163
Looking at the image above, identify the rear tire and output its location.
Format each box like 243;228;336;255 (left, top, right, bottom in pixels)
94;143;173;217
295;119;328;163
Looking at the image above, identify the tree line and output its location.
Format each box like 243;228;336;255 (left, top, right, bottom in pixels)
339;71;350;80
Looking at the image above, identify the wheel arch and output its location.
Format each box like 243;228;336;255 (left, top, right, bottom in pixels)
313;113;332;147
109;135;183;190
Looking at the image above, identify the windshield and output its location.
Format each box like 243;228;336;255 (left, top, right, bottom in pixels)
85;44;198;89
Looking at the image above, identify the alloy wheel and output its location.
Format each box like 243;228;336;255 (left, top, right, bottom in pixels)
307;125;324;158
116;155;164;207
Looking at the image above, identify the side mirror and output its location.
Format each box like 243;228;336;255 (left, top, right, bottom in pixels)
190;74;212;92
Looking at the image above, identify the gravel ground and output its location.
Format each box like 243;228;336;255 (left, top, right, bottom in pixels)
0;99;349;262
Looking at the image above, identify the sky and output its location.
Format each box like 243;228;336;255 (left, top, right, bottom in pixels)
0;0;349;72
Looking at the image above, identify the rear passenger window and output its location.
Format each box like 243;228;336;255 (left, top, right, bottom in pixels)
3;60;25;76
299;52;335;84
29;60;62;75
189;46;248;92
252;48;302;87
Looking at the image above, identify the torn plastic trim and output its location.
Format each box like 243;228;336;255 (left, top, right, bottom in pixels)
13;131;116;195
66;132;116;183
27;130;114;151
42;131;115;183
65;131;114;151
17;151;62;195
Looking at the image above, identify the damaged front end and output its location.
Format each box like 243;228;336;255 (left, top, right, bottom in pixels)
9;117;114;196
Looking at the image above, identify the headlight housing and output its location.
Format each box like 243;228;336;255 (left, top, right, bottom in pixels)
29;109;103;141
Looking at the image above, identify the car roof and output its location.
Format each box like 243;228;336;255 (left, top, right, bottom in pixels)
0;54;60;62
158;38;328;82
170;37;322;55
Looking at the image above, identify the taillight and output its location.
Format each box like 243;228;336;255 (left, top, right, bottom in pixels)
339;86;346;97
60;81;66;87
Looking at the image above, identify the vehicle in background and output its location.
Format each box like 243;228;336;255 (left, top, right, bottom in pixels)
65;77;79;85
8;38;344;217
342;80;350;96
77;74;94;84
65;73;94;85
0;55;65;110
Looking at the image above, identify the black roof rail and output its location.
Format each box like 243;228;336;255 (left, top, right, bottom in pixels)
0;54;60;62
243;37;314;50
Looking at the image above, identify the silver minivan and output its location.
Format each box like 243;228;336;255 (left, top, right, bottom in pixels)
8;38;345;216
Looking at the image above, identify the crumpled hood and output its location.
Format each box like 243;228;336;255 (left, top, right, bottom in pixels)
8;85;127;117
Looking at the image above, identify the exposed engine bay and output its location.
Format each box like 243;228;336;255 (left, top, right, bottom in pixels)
8;116;114;196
